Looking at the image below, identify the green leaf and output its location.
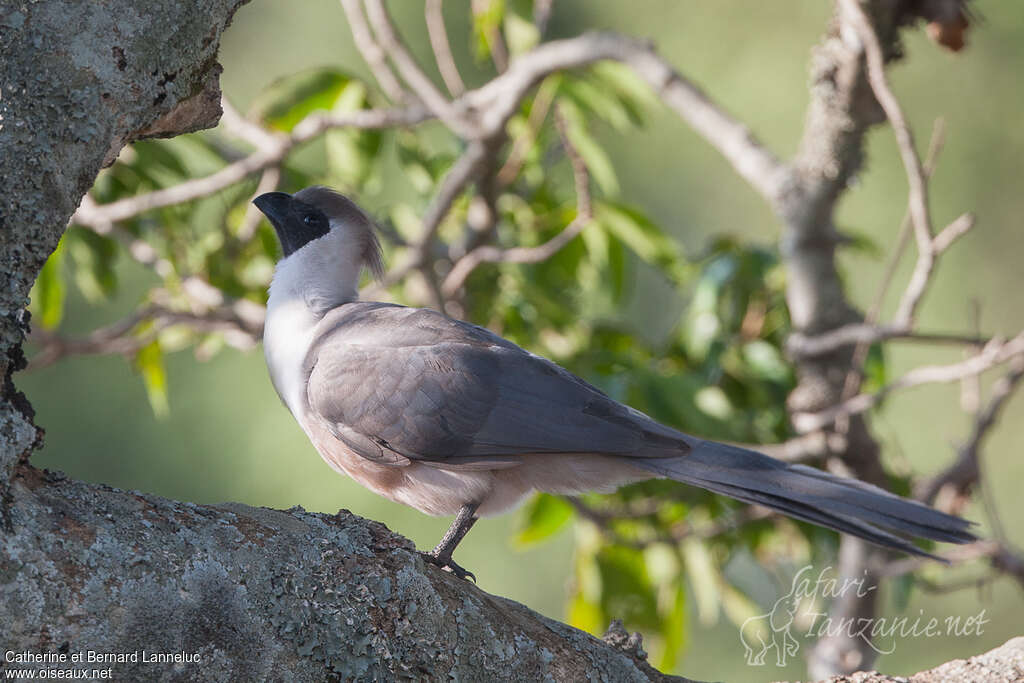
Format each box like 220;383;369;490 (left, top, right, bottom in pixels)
472;0;506;62
503;9;539;56
594;201;681;271
720;581;764;633
841;228;884;259
396;132;454;195
567;593;605;635
681;538;720;626
129;141;190;184
890;573;915;612
66;228;118;302
742;340;790;383
515;493;574;547
590;61;659;121
561;77;635;131
694;385;733;420
657;584;688;672
325;80;383;188
30;236;66;330
596;545;659;629
135;340;170;418
559;100;619;196
862;343;887;394
581;218;624;302
250;68;364;132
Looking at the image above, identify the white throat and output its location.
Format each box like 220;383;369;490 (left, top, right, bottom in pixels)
263;228;363;418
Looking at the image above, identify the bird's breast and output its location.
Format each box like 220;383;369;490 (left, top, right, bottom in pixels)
263;295;321;419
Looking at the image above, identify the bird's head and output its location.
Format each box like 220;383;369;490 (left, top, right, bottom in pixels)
253;186;384;276
254;186;384;310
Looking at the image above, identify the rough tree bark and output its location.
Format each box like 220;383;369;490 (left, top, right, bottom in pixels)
0;1;1019;681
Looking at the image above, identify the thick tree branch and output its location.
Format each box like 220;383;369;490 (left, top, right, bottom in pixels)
0;473;690;681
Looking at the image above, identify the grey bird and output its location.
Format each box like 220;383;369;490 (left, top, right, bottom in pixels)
253;186;976;580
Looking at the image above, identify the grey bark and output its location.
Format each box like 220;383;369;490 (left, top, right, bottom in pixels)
0;473;688;681
0;0;243;508
793;636;1024;683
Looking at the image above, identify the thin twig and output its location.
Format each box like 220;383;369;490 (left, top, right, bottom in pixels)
893;212;976;325
788;325;991;358
533;0;553;38
441;106;591;297
339;0;407;102
425;0;465;97
363;142;491;298
915;354;1024;504
838;119;946;400
364;0;478;138
27;303;263;370
496;75;558;186
793;331;1024;432
235;166;282;243
878;539;1001;578
842;0;933;266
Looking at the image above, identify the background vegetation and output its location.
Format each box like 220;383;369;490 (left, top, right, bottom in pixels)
18;1;1024;680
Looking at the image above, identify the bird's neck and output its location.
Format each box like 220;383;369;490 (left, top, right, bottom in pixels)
267;231;362;317
264;232;361;416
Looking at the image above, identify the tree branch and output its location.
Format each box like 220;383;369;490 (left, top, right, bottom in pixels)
363;0;479;138
425;0;466;97
1;473;691;681
915;354;1024;505
339;0;407;103
793;331;1024;433
788;325;990;358
70;105;432;229
466;33;787;202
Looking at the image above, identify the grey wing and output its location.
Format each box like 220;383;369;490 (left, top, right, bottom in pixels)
305;306;691;470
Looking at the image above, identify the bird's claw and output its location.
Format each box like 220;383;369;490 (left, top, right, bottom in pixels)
421;551;476;582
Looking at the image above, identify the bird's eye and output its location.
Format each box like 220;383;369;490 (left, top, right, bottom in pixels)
303;214;320;226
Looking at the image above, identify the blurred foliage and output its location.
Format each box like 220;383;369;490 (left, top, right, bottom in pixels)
24;0;946;671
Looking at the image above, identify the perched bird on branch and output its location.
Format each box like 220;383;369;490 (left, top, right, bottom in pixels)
253;186;976;580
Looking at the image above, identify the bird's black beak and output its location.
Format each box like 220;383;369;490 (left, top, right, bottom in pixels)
252;191;293;231
253;191;332;257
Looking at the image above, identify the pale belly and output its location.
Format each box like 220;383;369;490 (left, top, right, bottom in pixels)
304;418;652;517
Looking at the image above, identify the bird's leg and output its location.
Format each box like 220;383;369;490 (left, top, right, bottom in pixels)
422;503;479;582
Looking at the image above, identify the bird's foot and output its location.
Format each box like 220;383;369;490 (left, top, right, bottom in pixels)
420;550;476;582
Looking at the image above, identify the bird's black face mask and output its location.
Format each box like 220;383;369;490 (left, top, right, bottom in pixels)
253;192;331;257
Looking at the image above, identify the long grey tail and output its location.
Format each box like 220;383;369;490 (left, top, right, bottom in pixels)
636;441;977;559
